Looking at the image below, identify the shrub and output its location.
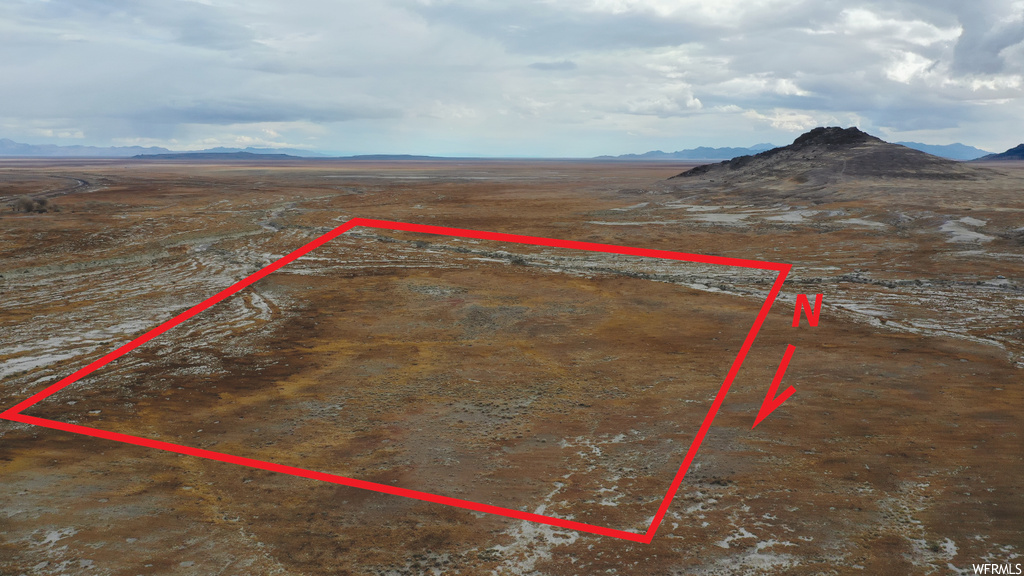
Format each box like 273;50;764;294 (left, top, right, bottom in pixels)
14;196;35;212
12;196;57;213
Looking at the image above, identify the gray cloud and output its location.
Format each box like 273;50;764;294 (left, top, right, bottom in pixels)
0;0;1022;155
133;101;403;125
529;60;578;71
407;1;709;54
952;8;1024;74
18;0;258;50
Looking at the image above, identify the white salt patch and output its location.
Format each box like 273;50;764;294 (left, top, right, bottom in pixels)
661;203;736;211
491;482;580;574
716;527;757;549
941;221;994;243
765;210;819;222
610;202;649;211
586;220;684;226
598;486;622;507
941;538;957;558
692;213;751;224
40;527;77;546
0;352;81;379
839;218;886;228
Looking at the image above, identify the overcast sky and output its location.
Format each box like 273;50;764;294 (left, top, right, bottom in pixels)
2;0;1023;156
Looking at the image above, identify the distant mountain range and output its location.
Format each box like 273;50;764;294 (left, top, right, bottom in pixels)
596;144;777;161
132;151;300;160
0;138;325;158
130;152;451;161
0;137;1008;162
895;142;991;161
188;146;326;157
602;141;993;161
0;138;171;157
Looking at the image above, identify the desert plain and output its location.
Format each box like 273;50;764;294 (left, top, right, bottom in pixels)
1;156;1022;575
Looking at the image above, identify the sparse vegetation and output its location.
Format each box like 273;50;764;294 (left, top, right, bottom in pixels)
2;159;1022;574
11;195;59;213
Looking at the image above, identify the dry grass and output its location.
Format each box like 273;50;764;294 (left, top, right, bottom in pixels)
1;159;1022;575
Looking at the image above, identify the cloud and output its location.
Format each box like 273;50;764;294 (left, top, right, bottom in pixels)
741;108;859;132
134;101;402;125
406;1;706;54
950;0;1024;74
886;51;937;83
529;60;578;71
15;0;259;51
0;0;1022;155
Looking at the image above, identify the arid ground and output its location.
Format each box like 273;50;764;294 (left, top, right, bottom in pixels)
1;158;1022;575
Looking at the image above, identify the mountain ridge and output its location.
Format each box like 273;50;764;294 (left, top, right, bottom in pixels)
0;138;324;158
596;144;776;161
131;151;299;161
896;141;990;160
975;143;1024;161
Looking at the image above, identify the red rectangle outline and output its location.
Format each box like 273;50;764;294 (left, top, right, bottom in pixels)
1;217;791;543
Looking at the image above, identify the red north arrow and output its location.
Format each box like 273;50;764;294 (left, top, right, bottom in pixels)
752;344;796;429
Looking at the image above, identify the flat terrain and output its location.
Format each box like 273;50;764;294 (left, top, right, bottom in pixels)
1;159;1022;575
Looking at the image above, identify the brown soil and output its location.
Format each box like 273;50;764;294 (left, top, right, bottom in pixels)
1;158;1022;575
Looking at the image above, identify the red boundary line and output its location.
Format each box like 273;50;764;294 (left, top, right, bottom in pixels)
1;217;791;543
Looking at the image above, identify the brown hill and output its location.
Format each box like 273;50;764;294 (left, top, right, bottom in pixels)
670;126;984;183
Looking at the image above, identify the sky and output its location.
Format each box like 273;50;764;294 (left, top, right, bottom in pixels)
2;0;1023;156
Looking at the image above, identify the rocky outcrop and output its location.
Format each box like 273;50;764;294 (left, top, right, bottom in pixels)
671;126;984;183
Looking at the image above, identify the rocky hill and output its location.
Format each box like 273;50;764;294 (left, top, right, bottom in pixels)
671;127;984;183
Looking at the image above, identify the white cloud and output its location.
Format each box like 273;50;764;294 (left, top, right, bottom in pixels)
33;128;85;139
623;94;702;116
841;8;962;47
560;0;794;23
886;51;936;83
742;108;843;132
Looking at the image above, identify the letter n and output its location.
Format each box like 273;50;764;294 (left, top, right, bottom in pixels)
793;294;823;327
